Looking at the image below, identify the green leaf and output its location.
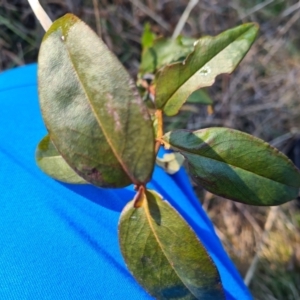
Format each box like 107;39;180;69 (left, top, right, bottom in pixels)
139;36;196;77
119;189;224;300
38;14;155;188
163;128;300;205
155;23;259;116
141;23;156;49
36;135;87;184
186;89;213;105
164;111;194;132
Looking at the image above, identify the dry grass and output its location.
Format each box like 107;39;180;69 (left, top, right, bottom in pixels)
1;0;300;299
204;195;300;300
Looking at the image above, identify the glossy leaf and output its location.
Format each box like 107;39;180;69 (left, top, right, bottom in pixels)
36;135;86;184
155;23;259;116
119;189;224;300
139;36;196;77
38;14;155;188
163;128;300;205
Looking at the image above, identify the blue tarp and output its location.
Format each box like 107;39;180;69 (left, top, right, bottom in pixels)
0;64;251;299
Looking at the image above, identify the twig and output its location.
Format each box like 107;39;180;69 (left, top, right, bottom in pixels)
282;1;300;18
172;0;199;39
269;132;294;148
234;203;262;235
262;10;300;65
28;0;52;32
236;102;284;116
278;9;300;35
244;206;279;286
92;0;102;37
240;0;274;20
129;0;170;31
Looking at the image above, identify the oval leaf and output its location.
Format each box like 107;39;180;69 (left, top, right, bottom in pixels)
155;23;259;116
38;14;155;188
163;128;300;205
119;189;224;299
36;135;87;184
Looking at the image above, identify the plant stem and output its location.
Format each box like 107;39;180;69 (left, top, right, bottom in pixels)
155;109;164;154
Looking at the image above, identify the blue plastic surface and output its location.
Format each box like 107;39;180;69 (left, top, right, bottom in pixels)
0;64;251;299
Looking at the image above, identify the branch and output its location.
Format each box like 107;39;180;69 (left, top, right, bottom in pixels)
172;0;199;40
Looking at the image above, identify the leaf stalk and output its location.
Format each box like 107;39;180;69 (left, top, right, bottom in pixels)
133;185;146;208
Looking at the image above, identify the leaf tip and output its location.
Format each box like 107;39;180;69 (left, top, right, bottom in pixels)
43;13;80;41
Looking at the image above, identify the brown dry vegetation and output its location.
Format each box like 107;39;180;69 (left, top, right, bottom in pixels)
1;1;300;299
